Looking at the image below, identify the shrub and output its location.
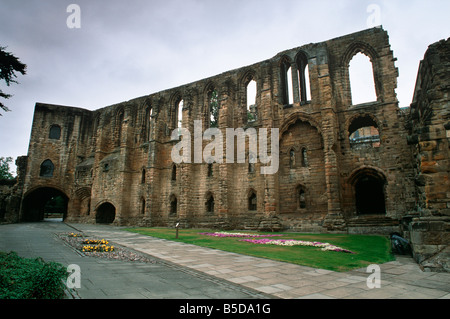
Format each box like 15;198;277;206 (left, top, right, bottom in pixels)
0;251;68;299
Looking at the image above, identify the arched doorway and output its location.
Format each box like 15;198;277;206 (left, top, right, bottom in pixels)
353;171;386;215
95;202;116;224
21;187;69;222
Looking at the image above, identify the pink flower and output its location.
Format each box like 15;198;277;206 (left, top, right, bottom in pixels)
240;238;354;253
199;232;283;238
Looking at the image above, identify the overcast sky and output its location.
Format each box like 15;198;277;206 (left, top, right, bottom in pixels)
0;0;449;174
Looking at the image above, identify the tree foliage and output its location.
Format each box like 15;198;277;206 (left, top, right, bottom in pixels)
0;157;14;179
209;89;219;128
0;46;27;115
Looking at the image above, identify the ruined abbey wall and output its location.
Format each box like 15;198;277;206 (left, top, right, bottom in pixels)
15;27;426;237
405;38;450;271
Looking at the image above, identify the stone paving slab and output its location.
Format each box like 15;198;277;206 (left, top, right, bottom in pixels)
68;223;450;299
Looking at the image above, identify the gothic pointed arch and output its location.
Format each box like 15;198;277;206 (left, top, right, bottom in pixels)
169;91;184;130
248;188;257;211
21;187;69;222
295;50;311;103
205;191;215;214
239;69;258;124
204;82;219;128
95;201;116;224
296;184;307;209
342;41;381;104
348;167;387;215
115;107;125;147
279;112;324;143
49;124;61;140
39;159;54;177
279;55;293;105
169;194;177;216
347;113;381;149
342;41;379;66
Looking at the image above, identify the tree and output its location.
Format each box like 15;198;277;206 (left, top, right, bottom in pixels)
44;196;66;216
0;46;27;116
0;157;14;179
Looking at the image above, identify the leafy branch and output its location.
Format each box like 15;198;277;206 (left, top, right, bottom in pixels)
0;46;27;115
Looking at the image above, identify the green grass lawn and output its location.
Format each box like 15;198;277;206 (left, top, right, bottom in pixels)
124;228;395;272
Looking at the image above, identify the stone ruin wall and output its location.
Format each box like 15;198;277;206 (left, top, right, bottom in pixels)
405;37;450;271
3;27;447;270
16;27;421;236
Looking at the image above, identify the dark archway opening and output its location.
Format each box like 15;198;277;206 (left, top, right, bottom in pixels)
170;196;177;216
22;188;68;222
248;192;257;211
96;202;116;224
205;193;214;213
355;175;386;215
348;115;380;149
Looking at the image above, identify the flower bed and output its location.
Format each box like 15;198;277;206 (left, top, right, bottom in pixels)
199;231;283;238
240;238;354;253
58;232;154;263
68;232;83;238
82;244;115;252
81;238;114;252
82;239;110;245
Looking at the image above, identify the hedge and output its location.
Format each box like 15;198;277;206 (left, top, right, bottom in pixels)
0;251;68;299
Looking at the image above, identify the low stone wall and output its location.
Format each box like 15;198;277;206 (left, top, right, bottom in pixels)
407;216;449;272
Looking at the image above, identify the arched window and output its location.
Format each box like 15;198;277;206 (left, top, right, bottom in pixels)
349;115;380;149
49;125;61;140
349;52;377;105
296;52;311;103
39;159;54;177
248;152;256;173
205;193;214;213
248;191;257;211
143;106;152;141
246;79;257;122
207;163;213;177
176;98;184;133
116;109;125;147
207;87;219;128
298;186;306;209
171;164;177;181
170;195;177;216
141;168;146;184
289;149;295;168
301;147;308;167
177;100;184;128
280;58;294;105
93;115;100;141
141;198;146;215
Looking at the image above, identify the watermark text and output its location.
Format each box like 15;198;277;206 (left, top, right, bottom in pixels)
66;264;81;289
366;4;381;28
171;121;279;175
366;264;381;289
66;4;81;29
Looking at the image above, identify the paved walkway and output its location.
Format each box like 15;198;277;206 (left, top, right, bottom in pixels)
70;223;450;299
1;221;449;299
0;222;270;299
